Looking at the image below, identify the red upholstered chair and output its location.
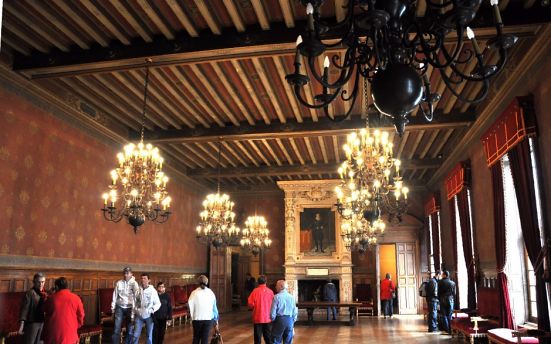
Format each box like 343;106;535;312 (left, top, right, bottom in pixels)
0;292;25;344
98;288;114;325
488;328;539;344
452;287;500;344
169;288;189;326
172;285;188;309
355;284;374;317
78;324;103;344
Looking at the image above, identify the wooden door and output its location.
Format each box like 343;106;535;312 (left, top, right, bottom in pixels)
209;247;232;313
396;242;418;314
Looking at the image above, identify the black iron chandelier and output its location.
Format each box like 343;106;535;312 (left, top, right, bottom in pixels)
285;0;517;135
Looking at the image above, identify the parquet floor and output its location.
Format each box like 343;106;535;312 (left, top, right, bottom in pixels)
154;310;463;344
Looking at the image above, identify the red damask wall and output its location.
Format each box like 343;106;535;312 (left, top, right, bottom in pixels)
0;85;207;271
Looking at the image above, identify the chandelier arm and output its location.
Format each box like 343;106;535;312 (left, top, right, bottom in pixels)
292;84;338;109
307;55;355;90
419;100;435;122
440;71;490;104
422;30;465;69
425;0;454;9
341;68;361;103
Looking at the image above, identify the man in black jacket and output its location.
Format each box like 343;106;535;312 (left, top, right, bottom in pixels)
438;271;456;335
426;271;440;332
153;282;172;344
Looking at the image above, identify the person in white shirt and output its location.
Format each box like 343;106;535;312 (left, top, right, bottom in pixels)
111;267;139;344
188;275;219;344
131;273;161;344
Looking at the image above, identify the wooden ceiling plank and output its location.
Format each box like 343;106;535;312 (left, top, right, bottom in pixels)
80;0;131;45
135;0;175;40
189;64;240;126
409;169;417;180
168;66;225;127
523;0;537;8
1;21;50;54
261;139;283;166
144;111;475;143
419;129;440;159
332;135;340;163
193;142;226;167
24;0;90;49
128;69;187;129
82;74;156;130
430;128;454;158
210;62;255;125
152;68;211;128
51;0;109;47
234;141;260;167
318;137;329;164
222;0;246;32
278;0;295;28
162;145;196;169
303;137;317;164
182;143;218;168
0;34;32;56
396;131;410;159
222;141;249;167
274;56;303;123
110;71;172;130
408;130;425;160
443;49;480;114
276;138;294;165
193;0;222;35
251;0;271;30
166;0;199;37
57;78;139;130
459;52;501;112
3;5;71;53
289;138;305;165
110;0;152;43
335;0;347;22
248;140;271;166
231;60;271;125
206;142;237;167
303;76;319;122
416;0;427;17
251;58;287;123
168;143;201;168
417;168;428;181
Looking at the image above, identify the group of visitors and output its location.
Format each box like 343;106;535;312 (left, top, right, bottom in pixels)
18;272;84;344
424;270;457;335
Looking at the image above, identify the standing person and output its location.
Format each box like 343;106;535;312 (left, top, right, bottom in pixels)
438;270;456;335
188;275;219;344
312;213;325;253
131;273;161;344
18;272;47;344
323;280;337;321
270;280;298;344
426;271;440;332
111;267;139;344
248;275;274;344
43;277;84;344
245;273;256;302
153;282;172;344
380;273;396;319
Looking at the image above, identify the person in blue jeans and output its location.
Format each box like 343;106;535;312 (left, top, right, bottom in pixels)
131;273;161;344
111;267;139;344
425;271;440;332
270;280;298;344
438;270;456;335
323;280;338;320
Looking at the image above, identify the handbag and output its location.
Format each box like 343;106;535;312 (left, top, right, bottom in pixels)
210;330;223;344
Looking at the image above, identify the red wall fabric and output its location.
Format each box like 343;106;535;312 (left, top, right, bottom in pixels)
0;86;207;269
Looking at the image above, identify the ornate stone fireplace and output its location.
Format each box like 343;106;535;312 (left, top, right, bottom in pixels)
277;180;353;302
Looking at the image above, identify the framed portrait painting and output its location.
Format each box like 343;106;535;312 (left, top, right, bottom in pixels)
299;207;336;256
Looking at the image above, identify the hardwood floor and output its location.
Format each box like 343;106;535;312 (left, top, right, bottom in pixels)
154;310;462;343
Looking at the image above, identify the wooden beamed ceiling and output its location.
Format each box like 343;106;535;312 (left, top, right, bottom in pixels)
1;0;549;191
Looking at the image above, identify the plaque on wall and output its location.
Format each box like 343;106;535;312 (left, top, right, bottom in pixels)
299;207;336;256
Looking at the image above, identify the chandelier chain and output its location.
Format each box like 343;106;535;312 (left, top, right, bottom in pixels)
140;58;153;142
217;139;222;194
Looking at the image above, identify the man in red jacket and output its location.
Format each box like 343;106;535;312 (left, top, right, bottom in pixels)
380;273;396;319
248;275;275;344
43;277;84;344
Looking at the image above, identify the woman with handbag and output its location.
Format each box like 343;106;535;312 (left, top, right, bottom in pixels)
380;273;396;319
188;275;220;344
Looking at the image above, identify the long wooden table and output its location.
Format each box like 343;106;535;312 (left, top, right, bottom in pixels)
297;301;363;326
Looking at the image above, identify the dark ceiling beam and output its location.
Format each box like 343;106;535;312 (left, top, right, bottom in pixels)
188;159;442;178
12;4;548;78
140;111;474;143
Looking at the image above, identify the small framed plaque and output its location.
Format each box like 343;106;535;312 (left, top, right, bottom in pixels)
306;268;329;276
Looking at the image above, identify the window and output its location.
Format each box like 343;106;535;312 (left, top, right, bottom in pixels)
454;196;469;309
427;211;442;274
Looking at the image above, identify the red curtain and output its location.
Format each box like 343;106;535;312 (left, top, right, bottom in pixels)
508;139;550;340
457;189;477;310
431;212;441;271
491;162;514;329
448;198;459;309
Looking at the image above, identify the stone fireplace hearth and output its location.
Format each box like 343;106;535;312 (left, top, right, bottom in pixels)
277;180;353;303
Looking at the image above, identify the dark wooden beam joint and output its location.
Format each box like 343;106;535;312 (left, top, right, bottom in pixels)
188;159;442;178
133;112;475;143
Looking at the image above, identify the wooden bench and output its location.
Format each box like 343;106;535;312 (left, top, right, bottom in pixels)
488;328;539;344
297;301;362;326
78;324;103;344
451;287;500;343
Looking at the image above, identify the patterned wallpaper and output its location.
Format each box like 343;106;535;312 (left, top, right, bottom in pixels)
0;86;207;270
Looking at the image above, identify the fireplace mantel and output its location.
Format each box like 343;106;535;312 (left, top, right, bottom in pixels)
277;180;353;302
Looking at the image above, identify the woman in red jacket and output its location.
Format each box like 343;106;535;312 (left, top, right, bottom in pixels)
43;277;84;344
380;273;396;319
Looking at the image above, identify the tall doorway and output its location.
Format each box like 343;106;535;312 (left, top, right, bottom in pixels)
379;244;398;314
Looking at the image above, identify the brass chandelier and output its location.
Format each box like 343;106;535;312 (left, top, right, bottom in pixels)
240;215;272;256
101;58;171;233
285;0;517;135
196;141;240;248
341;212;386;252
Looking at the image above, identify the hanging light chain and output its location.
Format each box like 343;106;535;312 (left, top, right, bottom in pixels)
140;58;153;142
